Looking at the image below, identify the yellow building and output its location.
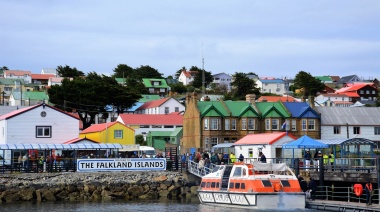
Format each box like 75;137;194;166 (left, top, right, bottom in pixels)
79;121;135;145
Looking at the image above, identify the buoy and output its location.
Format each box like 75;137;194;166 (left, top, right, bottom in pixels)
354;184;363;196
274;183;283;192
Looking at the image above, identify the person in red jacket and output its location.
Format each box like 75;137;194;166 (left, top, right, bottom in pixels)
365;182;373;206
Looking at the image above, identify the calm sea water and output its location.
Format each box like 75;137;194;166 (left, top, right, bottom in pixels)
0;198;314;212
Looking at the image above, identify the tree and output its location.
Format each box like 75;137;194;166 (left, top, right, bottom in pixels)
228;72;260;100
191;66;213;88
48;72;141;130
170;83;187;94
135;65;163;79
135;135;146;146
0;66;9;71
293;71;325;99
56;65;85;78
112;64;135;78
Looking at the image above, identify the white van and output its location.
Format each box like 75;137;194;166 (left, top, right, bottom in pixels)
0;150;12;167
139;146;156;158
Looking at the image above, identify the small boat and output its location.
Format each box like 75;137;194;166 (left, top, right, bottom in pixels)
198;161;305;210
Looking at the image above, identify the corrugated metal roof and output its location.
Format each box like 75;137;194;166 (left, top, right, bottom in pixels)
317;138;374;145
317;107;380;125
0;143;123;150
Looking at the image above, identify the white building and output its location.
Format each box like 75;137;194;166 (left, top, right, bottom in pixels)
3;70;32;84
178;70;197;85
211;73;232;92
0;103;80;144
256;78;286;95
317;107;380;142
135;97;185;114
315;93;352;107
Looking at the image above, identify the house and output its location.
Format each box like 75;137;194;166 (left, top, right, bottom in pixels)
315;76;333;83
178;70;197;85
135;97;185;114
316;107;380;143
142;78;170;96
257;95;299;103
255;78;286;95
211;73;232;92
3;70;32;84
79;121;135;145
233;132;297;159
335;84;378;104
9;91;49;106
0;78;26;105
139;94;161;102
146;127;183;151
48;77;69;87
315;93;353;107
31;74;55;88
41;68;58;76
0;103;80;144
337;75;361;86
116;113;183;141
181;93;321;154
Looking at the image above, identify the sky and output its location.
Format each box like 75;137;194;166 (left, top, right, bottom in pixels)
1;0;379;80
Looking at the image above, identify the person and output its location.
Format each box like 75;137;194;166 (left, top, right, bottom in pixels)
222;152;229;164
259;152;266;163
329;152;335;171
204;157;211;174
304;150;311;171
323;153;329;169
229;152;236;163
309;178;318;200
198;157;205;175
314;151;322;172
239;154;244;162
299;176;308;192
365;181;373;206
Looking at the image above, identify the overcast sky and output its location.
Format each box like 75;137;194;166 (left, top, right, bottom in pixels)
1;0;379;79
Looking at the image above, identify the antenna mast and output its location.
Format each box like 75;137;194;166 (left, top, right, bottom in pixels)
202;44;205;97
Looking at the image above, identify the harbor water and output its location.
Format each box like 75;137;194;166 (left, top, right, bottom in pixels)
0;198;314;212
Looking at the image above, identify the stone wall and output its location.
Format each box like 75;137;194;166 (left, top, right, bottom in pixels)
0;171;199;204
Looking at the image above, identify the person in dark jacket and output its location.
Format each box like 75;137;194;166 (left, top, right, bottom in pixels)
259;152;266;163
365;182;373;206
299;177;308;192
309;178;318;200
239;154;244;162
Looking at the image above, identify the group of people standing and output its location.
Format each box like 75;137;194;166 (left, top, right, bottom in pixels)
304;150;334;171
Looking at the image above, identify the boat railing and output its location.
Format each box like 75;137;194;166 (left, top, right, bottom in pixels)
315;185;378;204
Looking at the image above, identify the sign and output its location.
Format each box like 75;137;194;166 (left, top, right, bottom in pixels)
77;158;166;172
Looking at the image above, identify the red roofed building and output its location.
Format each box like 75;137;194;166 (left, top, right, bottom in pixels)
116;113;183;140
136;97;185;114
178;70;198;85
233;132;296;159
335;84;378;103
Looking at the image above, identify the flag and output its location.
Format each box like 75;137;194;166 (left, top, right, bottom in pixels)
281;121;286;130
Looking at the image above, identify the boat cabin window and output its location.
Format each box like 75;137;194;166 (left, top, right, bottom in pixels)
241;183;245;189
206;182;211;188
229;182;234;188
201;182;206;188
233;167;242;177
262;180;272;187
211;182;216;188
281;180;291;187
235;183;240;189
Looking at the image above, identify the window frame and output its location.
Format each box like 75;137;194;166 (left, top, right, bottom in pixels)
204;118;209;130
114;130;123;139
375;127;380;135
210;118;219;130
242;118;247;130
36;126;52;138
225;119;230;130
353;126;360;135
231;119;237;130
334;126;341;134
248;118;255;130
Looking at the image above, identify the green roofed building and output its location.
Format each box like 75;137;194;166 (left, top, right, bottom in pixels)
181;93;321;154
142;78;170;96
9;91;49;106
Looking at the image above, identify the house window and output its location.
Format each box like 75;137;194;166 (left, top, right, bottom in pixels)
374;127;380;135
153;81;160;85
175;107;179;112
114;130;123;138
211;137;218;146
165;107;169;114
291;120;296;131
366;90;370;94
211;118;219;130
334;126;340;134
308;120;315;130
373;91;376;94
242;119;247;130
248;119;255;130
360;90;364;94
302;119;307;131
231;119;236;130
204;137;209;149
160;88;166;93
36;126;51;138
265;119;271;130
272;119;279;130
225;119;230;130
149;88;154;93
353;127;360;134
204;118;209;130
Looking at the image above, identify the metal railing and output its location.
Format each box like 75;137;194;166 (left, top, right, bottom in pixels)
316;185;378;204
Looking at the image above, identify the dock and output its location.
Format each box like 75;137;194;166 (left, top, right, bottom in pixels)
307;199;380;212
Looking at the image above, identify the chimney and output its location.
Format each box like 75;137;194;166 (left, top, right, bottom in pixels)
246;94;256;105
203;96;210;101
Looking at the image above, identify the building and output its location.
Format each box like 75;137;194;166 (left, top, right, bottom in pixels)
315;93;352;107
178;70;197;85
141;78;170;96
135;97;185;114
181;93;321;154
211;73;232;92
0;103;80;144
256;78;286;95
79;121;135;145
3;70;32;84
335;84;378;104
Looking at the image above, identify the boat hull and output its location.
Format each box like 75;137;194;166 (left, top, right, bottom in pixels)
198;191;306;210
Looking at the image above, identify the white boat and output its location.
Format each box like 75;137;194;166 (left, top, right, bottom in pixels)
198;161;306;210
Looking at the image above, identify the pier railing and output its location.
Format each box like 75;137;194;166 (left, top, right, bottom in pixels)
316;185;378;205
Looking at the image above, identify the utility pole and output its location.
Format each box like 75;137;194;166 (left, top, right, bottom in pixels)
202;44;205;97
